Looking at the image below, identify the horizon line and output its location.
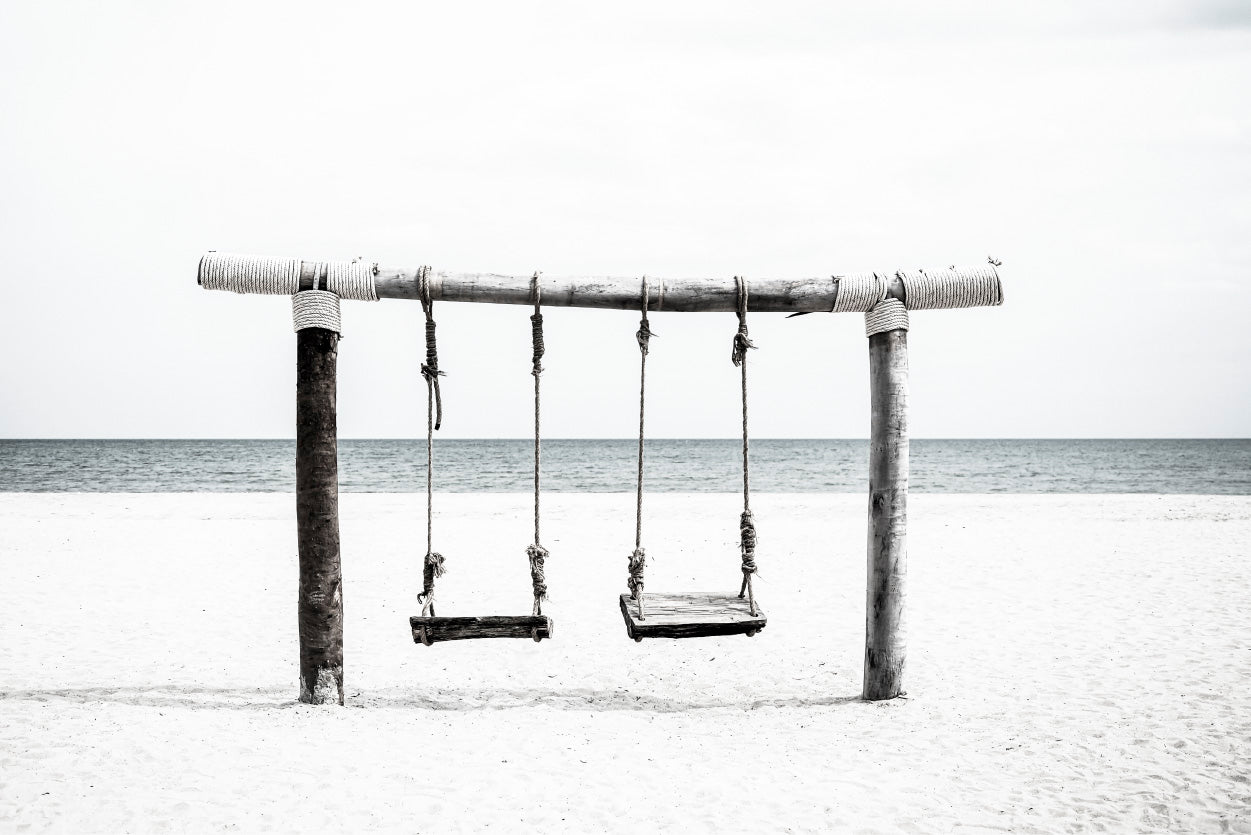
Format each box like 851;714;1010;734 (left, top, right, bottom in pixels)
2;437;1249;443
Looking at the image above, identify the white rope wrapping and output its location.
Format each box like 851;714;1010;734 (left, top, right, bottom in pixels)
832;272;887;312
292;290;342;334
200;252;300;295
865;298;909;336
326;258;378;301
199;252;377;301
897;267;1002;310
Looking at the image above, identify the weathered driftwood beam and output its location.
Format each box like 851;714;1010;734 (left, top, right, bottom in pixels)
376;269;869;312
863;327;909;701
296;321;344;706
198;253;1002;314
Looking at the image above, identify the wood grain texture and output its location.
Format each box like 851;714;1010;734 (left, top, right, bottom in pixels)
863;329;908;701
619;593;766;640
409;615;553;644
372;269;920;313
199;254;1004;313
296;325;344;706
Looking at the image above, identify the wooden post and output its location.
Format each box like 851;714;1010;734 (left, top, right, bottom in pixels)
296;325;344;705
863;328;908;701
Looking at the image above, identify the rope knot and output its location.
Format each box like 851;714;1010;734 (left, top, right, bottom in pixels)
526;543;549;601
731;327;755;367
731;275;756;366
420;550;446;597
627;547;646;597
739;510;758;575
418;277;447;429
636;318;653;356
530;312;545;376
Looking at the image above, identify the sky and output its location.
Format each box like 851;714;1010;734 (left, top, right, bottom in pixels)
1;0;1248;438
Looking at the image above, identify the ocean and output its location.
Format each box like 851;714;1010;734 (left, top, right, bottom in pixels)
0;439;1247;493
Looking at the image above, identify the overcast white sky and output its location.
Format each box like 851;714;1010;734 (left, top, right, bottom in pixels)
1;1;1248;438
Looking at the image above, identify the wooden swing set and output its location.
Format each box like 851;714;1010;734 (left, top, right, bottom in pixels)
197;252;1004;706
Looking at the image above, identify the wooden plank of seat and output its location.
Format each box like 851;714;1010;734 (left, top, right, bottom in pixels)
409;615;553;645
619;593;766;640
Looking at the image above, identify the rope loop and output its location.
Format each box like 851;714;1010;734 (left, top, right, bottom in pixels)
417;266;446;430
636;276;656;355
731;276;756;366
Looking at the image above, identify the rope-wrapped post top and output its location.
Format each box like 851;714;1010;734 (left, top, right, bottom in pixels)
831;262;1005;337
292;290;342;334
200;252;379;300
290;264;343;334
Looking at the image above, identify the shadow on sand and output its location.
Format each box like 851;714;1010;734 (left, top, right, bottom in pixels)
1;685;867;712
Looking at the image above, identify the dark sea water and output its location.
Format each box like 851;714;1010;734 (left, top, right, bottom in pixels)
0;439;1247;493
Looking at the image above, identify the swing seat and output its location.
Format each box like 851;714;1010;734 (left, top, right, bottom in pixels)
619;593;766;641
410;615;553;645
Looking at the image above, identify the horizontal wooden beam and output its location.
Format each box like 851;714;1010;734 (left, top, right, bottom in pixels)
373;267;890;313
198;253;1002;314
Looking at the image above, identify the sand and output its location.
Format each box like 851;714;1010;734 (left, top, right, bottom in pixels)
2;492;1249;833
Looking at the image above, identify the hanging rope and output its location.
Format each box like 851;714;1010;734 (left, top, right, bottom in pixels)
418;266;446;430
732;277;759;616
527;273;549;618
628;277;653;618
416;266;446;639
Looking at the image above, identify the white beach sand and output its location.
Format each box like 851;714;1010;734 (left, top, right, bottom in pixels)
2;492;1249;833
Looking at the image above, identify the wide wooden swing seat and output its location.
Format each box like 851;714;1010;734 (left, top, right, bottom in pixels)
619;592;766;640
410;615;553;645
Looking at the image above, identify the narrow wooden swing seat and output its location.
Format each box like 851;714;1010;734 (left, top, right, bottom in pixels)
619;593;766;640
407;274;556;650
410;615;553;645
